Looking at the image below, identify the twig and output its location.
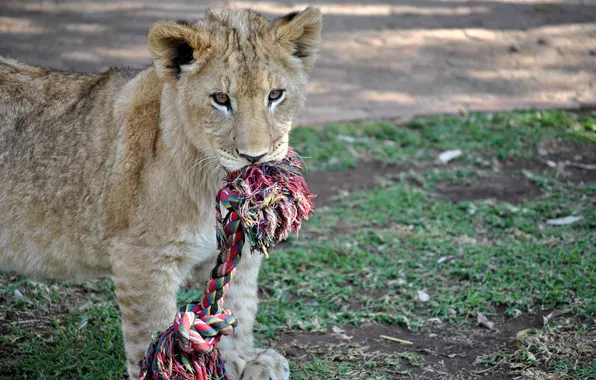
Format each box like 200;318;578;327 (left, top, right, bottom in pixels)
566;161;596;170
380;335;413;345
473;362;501;374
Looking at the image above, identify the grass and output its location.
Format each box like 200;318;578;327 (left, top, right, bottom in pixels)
257;182;595;334
478;322;596;379
1;110;595;379
0;277;124;379
292;110;595;170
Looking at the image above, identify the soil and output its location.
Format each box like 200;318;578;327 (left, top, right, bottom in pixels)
306;140;596;206
435;175;540;203
304;159;543;206
305;162;412;206
275;315;544;380
537;138;596;184
2;0;595;124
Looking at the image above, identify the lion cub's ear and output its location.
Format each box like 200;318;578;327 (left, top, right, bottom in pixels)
147;20;211;80
271;7;322;73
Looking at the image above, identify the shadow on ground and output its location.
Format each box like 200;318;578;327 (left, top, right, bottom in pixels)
1;0;595;123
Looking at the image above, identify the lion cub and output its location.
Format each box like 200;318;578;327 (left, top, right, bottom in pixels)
0;7;321;379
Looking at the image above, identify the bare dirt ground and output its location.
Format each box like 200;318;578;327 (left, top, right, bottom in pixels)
1;0;595;125
305;137;596;206
276;316;542;379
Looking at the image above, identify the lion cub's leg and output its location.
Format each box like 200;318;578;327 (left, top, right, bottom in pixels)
194;247;290;380
110;242;184;380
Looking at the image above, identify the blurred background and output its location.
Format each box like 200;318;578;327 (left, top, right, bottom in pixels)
1;0;595;125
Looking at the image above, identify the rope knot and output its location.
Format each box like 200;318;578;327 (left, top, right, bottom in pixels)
173;307;237;354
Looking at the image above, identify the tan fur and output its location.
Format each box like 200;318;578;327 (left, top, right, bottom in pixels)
0;7;321;379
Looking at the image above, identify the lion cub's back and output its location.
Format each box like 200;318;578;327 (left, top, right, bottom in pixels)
0;57;132;278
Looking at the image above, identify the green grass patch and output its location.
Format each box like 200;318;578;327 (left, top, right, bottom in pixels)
0;278;126;379
257;180;595;336
292;110;596;170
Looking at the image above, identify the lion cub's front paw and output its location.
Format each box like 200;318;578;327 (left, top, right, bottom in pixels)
239;348;290;380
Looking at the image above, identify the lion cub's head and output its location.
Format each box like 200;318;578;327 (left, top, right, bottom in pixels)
147;7;322;172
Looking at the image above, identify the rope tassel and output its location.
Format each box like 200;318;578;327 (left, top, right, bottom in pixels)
139;148;315;380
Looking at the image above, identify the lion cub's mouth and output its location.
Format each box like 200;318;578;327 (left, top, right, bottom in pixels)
223;158;284;178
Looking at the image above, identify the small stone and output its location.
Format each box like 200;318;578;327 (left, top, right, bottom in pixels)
417;290;430;302
13;289;23;299
537;38;548;45
509;42;520;53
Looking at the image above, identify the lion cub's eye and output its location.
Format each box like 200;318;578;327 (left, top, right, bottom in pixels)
212;92;230;106
268;89;284;102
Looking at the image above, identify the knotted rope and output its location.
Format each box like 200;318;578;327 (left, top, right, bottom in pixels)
139;148;314;380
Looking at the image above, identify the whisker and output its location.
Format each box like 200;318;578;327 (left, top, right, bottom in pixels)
200;159;220;184
187;154;217;175
197;159;216;183
191;155;215;167
206;162;221;181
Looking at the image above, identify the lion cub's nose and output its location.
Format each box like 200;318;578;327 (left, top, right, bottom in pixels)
237;150;267;164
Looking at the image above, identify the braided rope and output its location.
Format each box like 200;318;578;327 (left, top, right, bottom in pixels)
175;187;244;353
139;149;314;380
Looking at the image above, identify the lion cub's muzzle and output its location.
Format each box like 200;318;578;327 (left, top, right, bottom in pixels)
236;150;267;164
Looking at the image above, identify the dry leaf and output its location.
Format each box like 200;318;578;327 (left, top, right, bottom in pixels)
477;312;495;330
331;325;352;340
543;312;553;327
380;335;413;345
438;149;462;164
546;215;583;225
437;255;454;263
312;317;321;330
515;328;535;349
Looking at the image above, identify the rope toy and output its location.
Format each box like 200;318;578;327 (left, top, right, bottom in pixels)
139;148;315;380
